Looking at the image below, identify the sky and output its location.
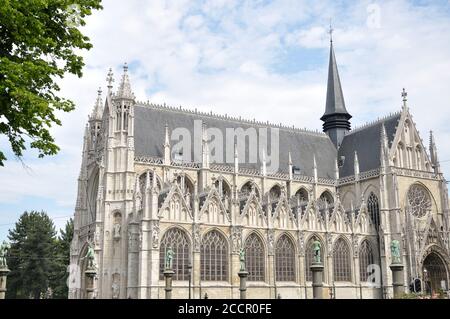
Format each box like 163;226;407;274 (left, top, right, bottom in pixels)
1;0;450;241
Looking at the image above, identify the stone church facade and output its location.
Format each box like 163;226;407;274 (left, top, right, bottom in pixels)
69;41;450;299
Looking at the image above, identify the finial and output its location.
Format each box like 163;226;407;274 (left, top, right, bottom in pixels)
401;88;408;109
329;19;334;43
123;62;128;72
106;68;114;91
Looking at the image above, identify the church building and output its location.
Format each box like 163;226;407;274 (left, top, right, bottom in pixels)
69;39;450;299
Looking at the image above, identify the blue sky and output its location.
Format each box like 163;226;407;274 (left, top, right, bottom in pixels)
1;0;450;240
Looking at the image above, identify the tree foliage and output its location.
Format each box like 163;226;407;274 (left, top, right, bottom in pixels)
50;218;73;299
6;211;58;299
0;0;102;165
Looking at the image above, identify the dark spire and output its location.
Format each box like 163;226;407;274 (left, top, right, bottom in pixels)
321;36;352;148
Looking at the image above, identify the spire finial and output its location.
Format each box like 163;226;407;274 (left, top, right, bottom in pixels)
402;88;408;109
106;68;114;91
116;62;135;100
329;20;334;43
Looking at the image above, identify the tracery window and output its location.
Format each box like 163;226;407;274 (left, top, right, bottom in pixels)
244;233;265;281
407;184;431;218
275;235;296;282
318;191;334;219
201;230;228;281
359;240;375;283
367;193;380;230
291;188;309;217
159;228;191;280
305;236;323;281
333;238;352;282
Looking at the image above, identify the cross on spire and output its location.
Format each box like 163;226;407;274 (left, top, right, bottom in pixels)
329;21;334;43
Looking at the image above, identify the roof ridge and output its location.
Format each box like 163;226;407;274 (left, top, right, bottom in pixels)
345;111;401;136
135;100;327;137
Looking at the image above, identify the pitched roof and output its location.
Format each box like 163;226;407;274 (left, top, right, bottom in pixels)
338;113;401;177
134;104;337;179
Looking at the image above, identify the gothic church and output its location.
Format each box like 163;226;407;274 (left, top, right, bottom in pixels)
69;40;450;299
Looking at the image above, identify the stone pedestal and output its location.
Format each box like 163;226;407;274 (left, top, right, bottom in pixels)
390;263;404;299
163;269;175;299
238;270;249;299
0;267;10;299
310;262;324;299
85;268;97;299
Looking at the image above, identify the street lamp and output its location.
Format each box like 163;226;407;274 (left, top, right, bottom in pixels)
188;262;192;299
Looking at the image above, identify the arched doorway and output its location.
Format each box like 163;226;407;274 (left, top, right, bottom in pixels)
422;252;449;294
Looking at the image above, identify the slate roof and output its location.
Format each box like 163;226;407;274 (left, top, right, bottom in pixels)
134;104;338;179
338;113;401;177
321;42;351;120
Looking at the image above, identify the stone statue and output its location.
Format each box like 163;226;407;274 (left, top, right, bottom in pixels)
165;247;175;270
239;248;246;271
391;240;401;264
82;242;96;270
113;223;121;239
0;241;11;269
112;280;120;299
312;238;321;263
151;224;159;248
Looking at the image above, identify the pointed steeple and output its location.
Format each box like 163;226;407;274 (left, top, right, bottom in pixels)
288;151;293;180
89;88;103;121
429;131;440;173
354;151;360;176
321;35;352;148
164;123;171;165
116;63;135;100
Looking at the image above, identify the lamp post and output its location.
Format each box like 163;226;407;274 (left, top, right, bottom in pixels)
188;263;192;299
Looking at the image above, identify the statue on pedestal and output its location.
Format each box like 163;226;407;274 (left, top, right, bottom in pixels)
390;240;401;264
0;241;11;269
165;247;175;270
82;242;96;270
239;248;246;271
312;237;321;263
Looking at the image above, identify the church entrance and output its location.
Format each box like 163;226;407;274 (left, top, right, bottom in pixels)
422;252;449;295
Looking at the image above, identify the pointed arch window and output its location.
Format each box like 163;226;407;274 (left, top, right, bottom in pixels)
305;236;323;281
201;230;228;281
318;191;334;219
275;235;296;282
159;228;191;280
359;240;375;283
244;233;265;281
333;238;352;282
367;193;380;230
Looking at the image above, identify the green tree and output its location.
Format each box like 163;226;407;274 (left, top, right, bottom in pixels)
6;211;57;299
50;218;73;299
0;0;102;166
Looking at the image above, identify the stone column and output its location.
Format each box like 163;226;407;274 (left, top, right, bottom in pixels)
390;263;405;299
238;270;249;299
0;267;10;299
164;269;175;299
85;268;97;299
310;262;324;299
